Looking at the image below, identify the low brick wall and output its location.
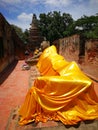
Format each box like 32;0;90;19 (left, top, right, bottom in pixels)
53;35;98;65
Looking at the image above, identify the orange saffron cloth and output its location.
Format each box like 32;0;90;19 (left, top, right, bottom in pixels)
18;45;98;125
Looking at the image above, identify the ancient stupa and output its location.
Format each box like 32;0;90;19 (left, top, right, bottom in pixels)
29;14;44;51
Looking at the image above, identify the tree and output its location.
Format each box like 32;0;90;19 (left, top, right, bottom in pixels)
74;15;98;39
22;29;29;44
38;11;74;43
11;13;98;45
11;24;23;39
11;25;29;44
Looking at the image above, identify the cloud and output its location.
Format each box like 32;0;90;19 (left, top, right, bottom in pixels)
67;0;98;20
1;0;21;4
1;0;37;4
90;0;98;4
89;0;98;11
44;0;72;7
17;12;32;22
9;19;31;31
8;12;33;31
0;0;41;14
1;0;71;6
1;0;98;31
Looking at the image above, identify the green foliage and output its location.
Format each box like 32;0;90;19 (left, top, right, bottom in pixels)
38;11;74;42
11;24;29;44
11;24;23;39
63;22;76;36
11;12;98;45
74;14;98;39
22;29;29;44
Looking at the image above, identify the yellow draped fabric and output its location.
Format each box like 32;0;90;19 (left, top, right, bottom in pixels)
19;45;98;125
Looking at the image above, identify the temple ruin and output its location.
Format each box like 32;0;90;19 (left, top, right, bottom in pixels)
0;13;25;73
29;14;44;51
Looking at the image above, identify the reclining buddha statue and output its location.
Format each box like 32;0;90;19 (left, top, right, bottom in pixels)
19;45;98;125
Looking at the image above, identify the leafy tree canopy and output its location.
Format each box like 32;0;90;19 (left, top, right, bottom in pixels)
73;14;98;39
11;24;29;44
11;12;98;45
38;11;74;43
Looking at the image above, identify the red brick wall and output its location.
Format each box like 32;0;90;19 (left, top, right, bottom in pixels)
85;39;98;63
0;13;25;73
53;35;98;65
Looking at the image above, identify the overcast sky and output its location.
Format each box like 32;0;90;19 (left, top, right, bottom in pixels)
0;0;98;31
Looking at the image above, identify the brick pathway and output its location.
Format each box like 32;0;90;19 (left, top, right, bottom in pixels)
0;60;29;130
0;60;98;130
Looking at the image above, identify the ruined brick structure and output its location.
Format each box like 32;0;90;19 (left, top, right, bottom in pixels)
53;34;98;64
85;39;98;63
0;13;25;73
29;14;44;51
53;35;80;62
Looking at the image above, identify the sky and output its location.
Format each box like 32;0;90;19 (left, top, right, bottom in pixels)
0;0;98;31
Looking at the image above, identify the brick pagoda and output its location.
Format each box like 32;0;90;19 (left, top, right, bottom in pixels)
29;14;43;51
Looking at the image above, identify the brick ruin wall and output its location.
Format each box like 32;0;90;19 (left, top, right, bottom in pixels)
53;34;98;65
0;13;25;73
85;39;98;64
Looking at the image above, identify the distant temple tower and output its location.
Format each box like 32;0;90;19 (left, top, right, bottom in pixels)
29;14;44;51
